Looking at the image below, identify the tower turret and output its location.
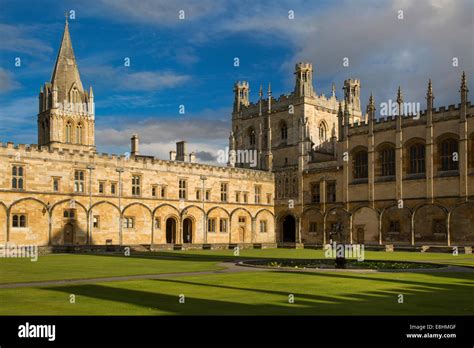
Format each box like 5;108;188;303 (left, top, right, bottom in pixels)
233;81;250;113
294;62;314;97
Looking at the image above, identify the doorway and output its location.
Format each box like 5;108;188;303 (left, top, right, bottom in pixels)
282;215;296;242
166;218;177;243
64;223;74;245
183;218;193;243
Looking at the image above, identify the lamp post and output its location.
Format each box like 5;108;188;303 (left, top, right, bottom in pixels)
116;168;124;246
200;175;207;244
86;165;95;245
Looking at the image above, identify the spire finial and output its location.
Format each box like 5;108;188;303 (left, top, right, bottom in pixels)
259;85;263;98
427;79;433;97
368;92;375;111
461;71;468;91
396;86;403;104
331;82;336;97
64;11;68;25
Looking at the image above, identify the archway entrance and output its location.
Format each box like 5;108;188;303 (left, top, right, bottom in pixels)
282;215;296;242
166;218;177;244
183;218;193;244
64;223;74;245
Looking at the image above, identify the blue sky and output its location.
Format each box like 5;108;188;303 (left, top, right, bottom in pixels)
0;0;472;163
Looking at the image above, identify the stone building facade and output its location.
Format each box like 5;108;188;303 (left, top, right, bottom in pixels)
0;20;275;248
1;20;472;248
231;62;473;247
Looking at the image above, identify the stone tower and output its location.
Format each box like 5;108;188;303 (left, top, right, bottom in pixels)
294;62;314;97
233;81;250;113
37;17;95;150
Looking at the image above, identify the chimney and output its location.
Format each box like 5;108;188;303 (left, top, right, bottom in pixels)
131;134;139;156
176;141;187;161
189;152;196;163
169;151;176;161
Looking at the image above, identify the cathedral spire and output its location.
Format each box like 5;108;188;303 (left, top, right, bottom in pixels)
50;16;85;105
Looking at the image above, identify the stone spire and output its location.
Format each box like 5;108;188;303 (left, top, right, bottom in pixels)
367;93;375;135
460;71;468;92
267;83;272;113
50;17;85;106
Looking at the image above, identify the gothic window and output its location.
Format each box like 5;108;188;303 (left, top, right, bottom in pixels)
76;123;83;144
65;121;72;143
380;146;395;177
280;122;288;140
248;128;256;146
284;177;289;197
12;166;24;190
319;122;327;142
70;86;80;107
409;143;425;174
440;138;458;171
353;150;368;179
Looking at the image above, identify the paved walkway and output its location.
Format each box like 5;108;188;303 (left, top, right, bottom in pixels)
0;260;472;289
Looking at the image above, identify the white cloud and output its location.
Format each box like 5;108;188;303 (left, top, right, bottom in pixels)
81;65;190;92
0;68;21;93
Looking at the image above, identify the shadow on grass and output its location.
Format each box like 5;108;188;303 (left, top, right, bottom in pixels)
43;269;474;315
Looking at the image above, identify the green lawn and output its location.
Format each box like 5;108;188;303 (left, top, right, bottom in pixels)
0;249;473;316
0;253;224;284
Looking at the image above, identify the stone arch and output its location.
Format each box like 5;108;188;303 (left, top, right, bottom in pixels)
50;198;87;215
207;206;231;218
254;208;274;220
9;197;49;246
122;202;153;245
230;208;252;244
449;202;474;244
153;204;180;244
413;203;448;244
181;205;205;244
89;201;120;245
380;205;412;244
164;214;179;244
254;208;275;243
324;207;351;243
50;199;88;245
301;207;324;244
0;201;7;244
90;200;120;214
207;207;231;243
351;206;379;244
